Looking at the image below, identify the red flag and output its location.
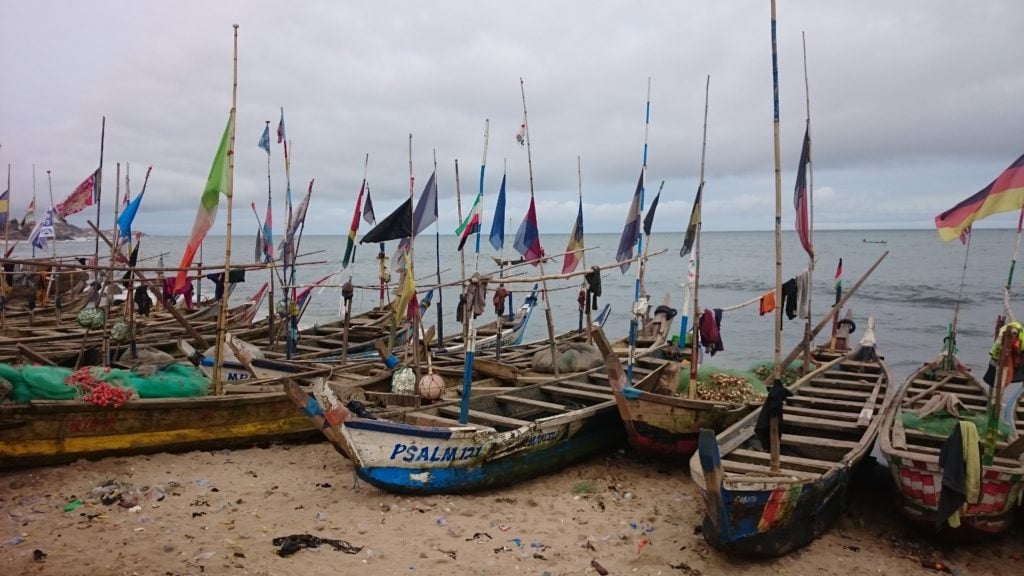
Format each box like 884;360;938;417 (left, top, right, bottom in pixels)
56;168;100;220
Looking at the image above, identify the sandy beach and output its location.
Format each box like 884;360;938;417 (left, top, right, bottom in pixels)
2;440;1021;576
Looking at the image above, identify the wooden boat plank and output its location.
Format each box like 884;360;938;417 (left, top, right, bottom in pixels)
785;405;861;421
558;380;614;393
811;377;879;390
405;411;482;429
721;458;820;480
786;395;869;410
796;386;872;400
436;406;531;429
494;395;568;413
540;385;614;402
782;433;858;450
784;413;862;432
731;448;839;470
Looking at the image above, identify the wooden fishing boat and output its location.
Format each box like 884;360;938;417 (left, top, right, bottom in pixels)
283;327;662;494
432;285;540;354
689;337;890;556
878;352;1024;537
609;363;752;458
0;389;316;468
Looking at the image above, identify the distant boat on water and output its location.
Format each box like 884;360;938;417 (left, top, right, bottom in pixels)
862;238;887;244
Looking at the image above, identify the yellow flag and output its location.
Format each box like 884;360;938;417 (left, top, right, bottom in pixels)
395;252;416;323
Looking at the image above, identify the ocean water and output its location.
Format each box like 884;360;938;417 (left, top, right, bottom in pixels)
20;228;1017;384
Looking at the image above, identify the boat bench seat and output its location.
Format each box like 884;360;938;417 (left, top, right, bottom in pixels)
494;395;568;413
731;448;838;471
782;433;857;450
540;385;614;402
406;412;480;429
784;404;861;420
721;458;820;480
797;386;872;400
558;380;613;393
436;406;530;429
784;413;862;432
787;395;870;410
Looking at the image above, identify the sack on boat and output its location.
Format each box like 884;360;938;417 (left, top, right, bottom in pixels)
531;343;603;374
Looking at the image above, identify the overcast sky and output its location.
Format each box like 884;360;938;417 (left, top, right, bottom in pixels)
2;1;1022;237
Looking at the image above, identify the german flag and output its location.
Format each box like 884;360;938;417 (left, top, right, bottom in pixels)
935;153;1024;242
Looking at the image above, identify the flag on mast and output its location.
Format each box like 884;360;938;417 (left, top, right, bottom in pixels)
56;168;100;221
412;171;438;236
455;192;483;251
615;170;644;273
680;182;703;257
561;197;584;274
0;188;8;228
935;152;1024;242
116;182;147;240
642;188;660;236
488;173;507;251
174;113;234;292
29;207;55;250
258;124;271;154
515;114;528;147
395;252;418;323
21;198;35;227
262;198;273;261
360;198;413;244
362;185;376;224
834;258;843;295
513;195;543;265
342;180;367;268
794;128;813;258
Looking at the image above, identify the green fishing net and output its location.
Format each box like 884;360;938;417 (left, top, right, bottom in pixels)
901;410;1012;441
2;363;210;403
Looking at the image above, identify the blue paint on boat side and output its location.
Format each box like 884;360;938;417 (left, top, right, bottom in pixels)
700;466;850;557
353;412;624;494
345;418;454;440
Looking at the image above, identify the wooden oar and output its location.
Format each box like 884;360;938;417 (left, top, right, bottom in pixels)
856;372;884;428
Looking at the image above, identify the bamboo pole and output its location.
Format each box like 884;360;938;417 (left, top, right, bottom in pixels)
2;162;9;331
688;76;711;400
432;149;444;350
801;31;815;374
627;77;652;386
212;24;239;396
263;119;276;347
519;78;560;376
94;116;106;269
458;119;490;424
776;250;889;374
45;170;59;326
769;0;784;473
100;162;121;366
578;156;592;341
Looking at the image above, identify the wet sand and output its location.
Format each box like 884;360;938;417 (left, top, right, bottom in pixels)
2;441;1021;575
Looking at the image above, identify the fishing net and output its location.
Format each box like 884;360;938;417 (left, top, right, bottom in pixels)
676;361;804;404
1;363;210;405
901;410;1012;441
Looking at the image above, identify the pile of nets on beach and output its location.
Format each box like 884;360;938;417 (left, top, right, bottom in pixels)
0;363;210;406
676;361;804;404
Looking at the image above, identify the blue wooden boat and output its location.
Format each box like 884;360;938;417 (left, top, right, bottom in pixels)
689;339;890;556
285;328;667;494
